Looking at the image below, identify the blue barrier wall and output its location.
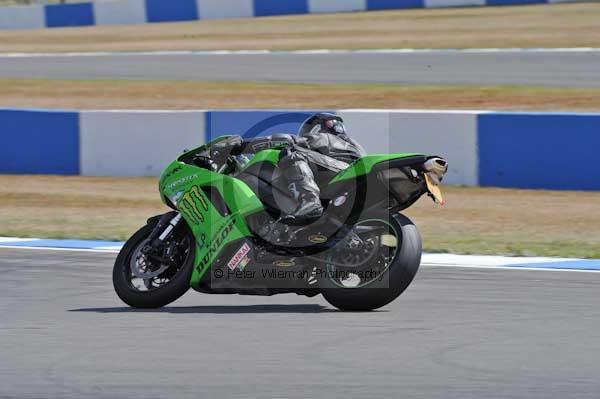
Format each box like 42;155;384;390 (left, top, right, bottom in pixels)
367;0;425;10
253;0;309;16
0;0;579;30
145;0;199;23
2;108;599;191
0;109;79;175
487;0;545;4
45;3;94;28
478;113;600;190
206;111;320;141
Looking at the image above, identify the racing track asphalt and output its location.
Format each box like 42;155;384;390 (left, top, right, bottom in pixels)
1;248;599;399
0;50;599;87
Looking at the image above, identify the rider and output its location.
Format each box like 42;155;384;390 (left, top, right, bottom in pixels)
213;113;366;224
278;113;365;223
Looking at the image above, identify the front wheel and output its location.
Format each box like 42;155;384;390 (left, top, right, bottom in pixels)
319;211;422;311
113;217;196;309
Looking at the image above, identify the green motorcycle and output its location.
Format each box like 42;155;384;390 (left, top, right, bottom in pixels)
113;135;447;311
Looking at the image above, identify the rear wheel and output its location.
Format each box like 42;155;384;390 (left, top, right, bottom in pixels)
113;218;195;308
319;211;422;311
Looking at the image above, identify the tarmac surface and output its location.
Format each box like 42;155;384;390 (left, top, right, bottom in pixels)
1;247;599;399
1;50;599;87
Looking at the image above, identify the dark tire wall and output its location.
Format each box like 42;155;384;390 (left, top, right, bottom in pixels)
319;212;422;311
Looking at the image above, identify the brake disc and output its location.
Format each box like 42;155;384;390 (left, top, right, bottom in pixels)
130;240;170;279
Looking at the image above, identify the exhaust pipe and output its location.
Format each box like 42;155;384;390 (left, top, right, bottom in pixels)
424;157;448;184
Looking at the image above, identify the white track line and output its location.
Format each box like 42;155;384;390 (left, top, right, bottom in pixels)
0;48;599;58
1;245;599;273
0;245;120;254
422;263;600;273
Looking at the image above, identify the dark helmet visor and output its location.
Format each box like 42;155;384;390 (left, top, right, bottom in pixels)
325;119;346;135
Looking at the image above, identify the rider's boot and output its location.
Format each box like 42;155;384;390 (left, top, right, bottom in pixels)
280;149;323;224
287;181;323;224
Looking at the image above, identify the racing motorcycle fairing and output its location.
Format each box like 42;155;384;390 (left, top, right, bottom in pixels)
158;136;443;292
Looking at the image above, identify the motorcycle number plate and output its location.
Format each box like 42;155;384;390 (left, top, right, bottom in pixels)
424;174;445;206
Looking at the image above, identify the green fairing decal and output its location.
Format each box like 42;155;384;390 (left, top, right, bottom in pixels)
158;161;263;286
189;213;253;286
178;185;209;224
330;153;423;184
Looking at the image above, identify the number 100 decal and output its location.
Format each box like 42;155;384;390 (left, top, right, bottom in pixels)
180;186;209;224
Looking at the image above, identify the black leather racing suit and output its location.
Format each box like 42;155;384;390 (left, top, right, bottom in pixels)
216;131;365;222
276;131;366;222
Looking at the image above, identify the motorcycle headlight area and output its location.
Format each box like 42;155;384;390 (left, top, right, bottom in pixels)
169;191;184;206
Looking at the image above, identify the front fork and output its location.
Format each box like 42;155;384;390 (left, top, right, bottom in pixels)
144;212;183;258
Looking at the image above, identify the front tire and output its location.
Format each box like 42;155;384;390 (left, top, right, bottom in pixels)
113;218;196;309
319;212;422;311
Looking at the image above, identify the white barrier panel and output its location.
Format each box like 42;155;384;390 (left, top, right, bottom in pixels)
308;0;367;14
197;0;255;19
387;110;479;186
425;0;485;7
338;109;478;185
94;0;147;26
337;110;392;154
80;111;206;177
0;5;45;30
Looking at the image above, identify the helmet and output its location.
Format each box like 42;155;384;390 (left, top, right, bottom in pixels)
299;113;347;137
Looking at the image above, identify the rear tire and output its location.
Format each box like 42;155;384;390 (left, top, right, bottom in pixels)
113;219;195;309
319;212;422;311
